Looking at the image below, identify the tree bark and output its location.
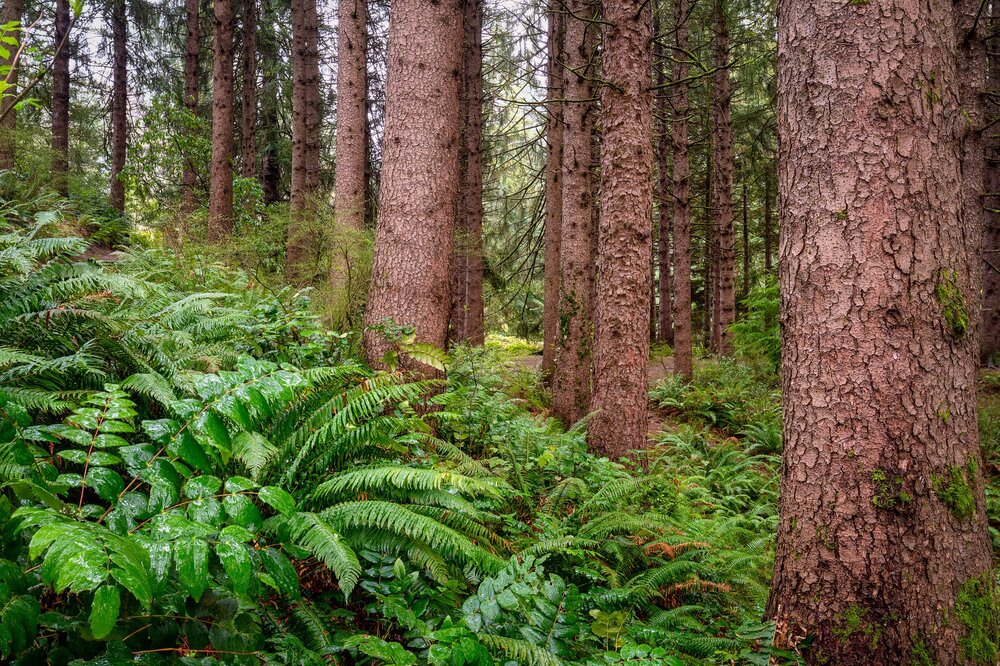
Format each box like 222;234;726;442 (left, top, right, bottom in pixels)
671;0;692;380
258;15;281;205
286;0;321;281
362;0;462;372
51;0;70;196
0;0;22;171
541;0;564;382
655;14;672;345
551;0;598;426
984;13;1000;365
109;0;127;213
181;0;200;214
449;0;485;345
207;0;234;240
239;0;257;179
332;0;368;307
710;0;735;355
590;0;652;457
767;0;995;661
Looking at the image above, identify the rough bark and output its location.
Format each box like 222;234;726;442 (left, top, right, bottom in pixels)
332;0;368;303
541;0;565;381
181;0;200;214
449;0;485;345
51;0;70;196
551;0;598;426
109;0;127;213
767;0;995;662
207;0;234;240
710;0;734;355
0;0;22;171
590;0;652;457
286;0;321;281
239;0;257;179
362;0;462;372
671;0;692;380
655;15;672;345
985;13;1000;365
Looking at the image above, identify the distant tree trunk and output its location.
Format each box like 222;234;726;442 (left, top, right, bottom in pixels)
590;0;652;457
767;0;994;661
671;0;692;380
551;0;598;426
740;180;749;304
240;0;257;179
541;0;564;382
703;145;713;348
286;0;321;281
51;0;70;196
362;0;462;372
449;0;485;345
207;0;234;240
109;0;127;213
763;160;773;274
985;15;1000;365
258;17;281;205
711;0;734;354
332;0;368;309
655;15;672;345
181;0;200;214
0;0;22;171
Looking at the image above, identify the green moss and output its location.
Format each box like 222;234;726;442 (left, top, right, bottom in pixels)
935;270;969;339
911;640;935;666
849;0;869;5
871;468;912;511
836;209;849;221
833;605;867;643
954;573;1000;664
932;461;976;520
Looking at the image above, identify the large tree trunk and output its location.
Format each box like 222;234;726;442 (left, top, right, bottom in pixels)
239;0;257;179
362;0;462;372
710;0;735;355
332;0;368;312
590;0;652;457
671;0;692;380
0;0;22;171
541;0;564;382
985;14;1000;365
109;0;127;213
181;0;200;214
767;0;994;661
655;14;672;345
207;0;234;240
449;0;485;345
551;0;598;426
51;0;70;196
286;0;321;281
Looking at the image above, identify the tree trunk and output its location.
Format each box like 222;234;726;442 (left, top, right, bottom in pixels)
181;0;200;214
671;0;692;380
551;0;598;426
541;0;564;382
740;179;749;304
258;16;281;205
207;0;234;240
590;0;652;457
710;0;734;355
240;0;257;179
703;144;713;348
984;13;1000;365
332;0;368;310
767;0;995;661
655;14;672;345
763;159;773;274
51;0;70;196
0;0;22;171
109;0;127;213
286;0;321;281
449;0;485;345
362;0;462;372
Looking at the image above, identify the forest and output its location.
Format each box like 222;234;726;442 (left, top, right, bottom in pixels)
0;0;997;663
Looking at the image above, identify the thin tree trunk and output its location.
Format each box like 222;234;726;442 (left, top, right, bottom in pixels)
51;0;70;196
362;0;462;372
551;0;598;426
711;0;735;354
655;13;672;345
258;16;280;205
332;0;368;311
0;0;22;170
740;180;749;304
286;0;321;281
671;0;692;380
181;0;200;213
109;0;127;213
449;0;485;345
541;0;564;382
763;160;773;274
703;144;713;348
207;0;234;240
240;0;257;179
590;0;653;457
767;0;994;660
